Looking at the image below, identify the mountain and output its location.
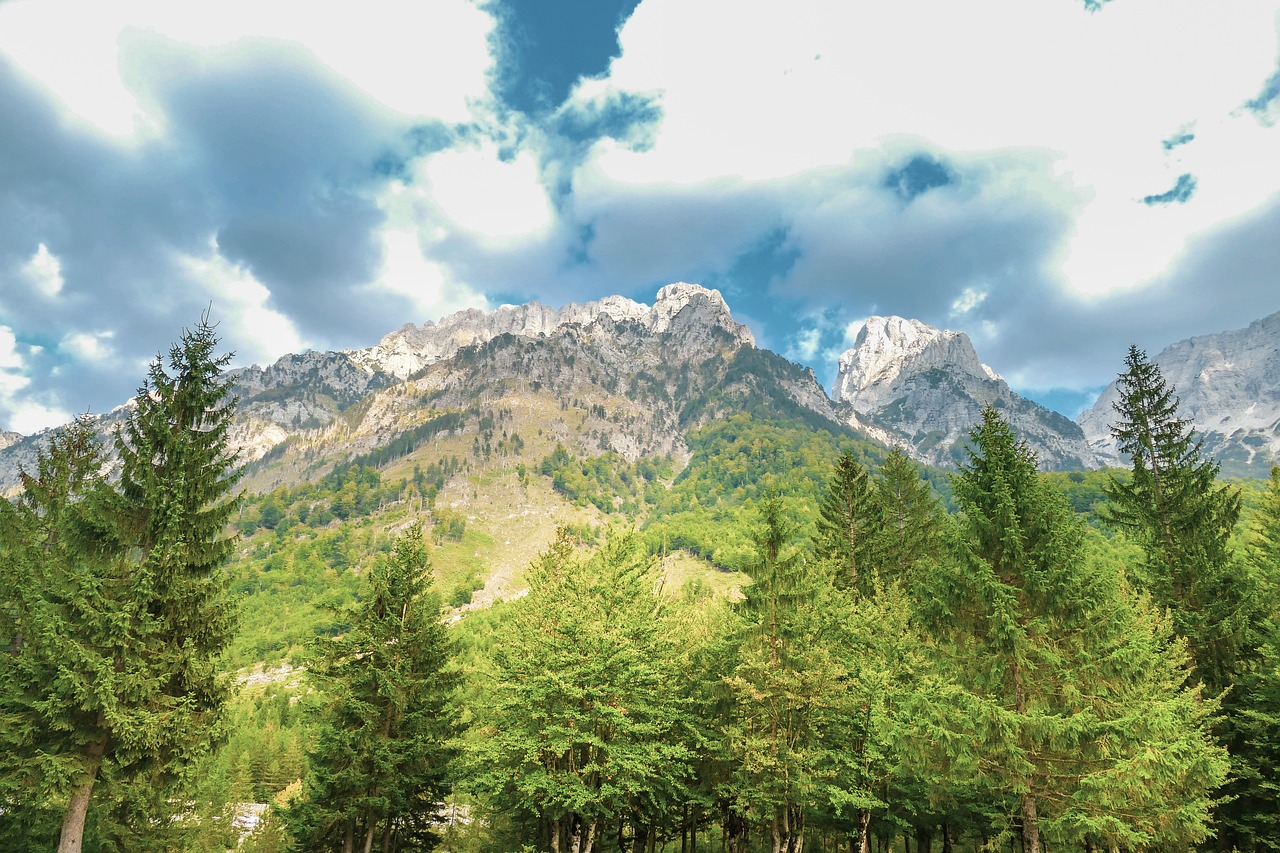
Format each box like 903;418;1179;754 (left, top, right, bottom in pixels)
832;316;1100;471
0;430;20;452
0;283;831;497
1078;309;1280;476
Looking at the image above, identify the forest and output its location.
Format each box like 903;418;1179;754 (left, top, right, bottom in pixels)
2;325;1279;853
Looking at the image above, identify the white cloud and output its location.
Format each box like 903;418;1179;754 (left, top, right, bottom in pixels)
787;326;822;362
176;244;306;367
1;325;70;434
0;0;497;138
21;244;65;298
372;226;490;320
569;0;1280;301
60;331;116;362
950;286;988;318
413;143;558;246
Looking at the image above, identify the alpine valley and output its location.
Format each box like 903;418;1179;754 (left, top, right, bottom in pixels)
3;281;1277;624
5;282;1280;852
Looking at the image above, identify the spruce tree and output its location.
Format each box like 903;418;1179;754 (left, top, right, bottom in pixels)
940;406;1227;853
289;523;459;853
0;418;109;847
1102;344;1248;694
0;319;241;852
813;453;882;594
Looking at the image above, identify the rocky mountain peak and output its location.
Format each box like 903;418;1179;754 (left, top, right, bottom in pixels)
0;430;21;452
833;316;997;408
832;316;1096;471
348;282;753;380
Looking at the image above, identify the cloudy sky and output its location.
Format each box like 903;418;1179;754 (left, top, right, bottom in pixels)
2;0;1279;434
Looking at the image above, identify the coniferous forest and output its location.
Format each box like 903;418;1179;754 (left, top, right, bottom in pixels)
4;324;1280;853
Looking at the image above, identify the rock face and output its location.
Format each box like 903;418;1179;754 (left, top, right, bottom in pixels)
1078;310;1280;476
833;317;1099;471
347;283;754;379
0;430;20;452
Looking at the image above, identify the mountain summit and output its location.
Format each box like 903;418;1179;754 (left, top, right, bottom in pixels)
833;316;1099;470
347;283;754;380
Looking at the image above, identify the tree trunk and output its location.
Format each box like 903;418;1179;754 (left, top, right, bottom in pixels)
1013;662;1041;853
343;818;355;853
857;810;872;853
362;817;377;853
57;734;108;853
916;825;932;853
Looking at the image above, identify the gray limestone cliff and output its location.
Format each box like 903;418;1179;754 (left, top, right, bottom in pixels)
833;316;1099;471
347;283;754;379
1078;310;1280;475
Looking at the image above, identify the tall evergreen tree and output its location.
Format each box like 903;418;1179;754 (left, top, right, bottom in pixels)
0;318;241;853
289;523;459;853
1102;344;1248;693
722;493;848;853
940;406;1226;853
813;453;882;594
1;418;110;847
1099;347;1280;850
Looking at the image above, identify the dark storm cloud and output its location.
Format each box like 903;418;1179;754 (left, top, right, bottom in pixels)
909;191;1280;404
775;158;1077;325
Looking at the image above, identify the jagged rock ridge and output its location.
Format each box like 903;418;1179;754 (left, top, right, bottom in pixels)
1078;309;1280;476
347;283;754;379
833;316;1100;471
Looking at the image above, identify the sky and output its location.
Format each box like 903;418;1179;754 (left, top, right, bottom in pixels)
2;0;1279;435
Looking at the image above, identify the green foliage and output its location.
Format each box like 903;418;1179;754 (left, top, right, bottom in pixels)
643;414;887;567
286;523;460;852
1102;345;1250;695
1;318;242;851
467;529;697;852
538;444;669;514
936;406;1228;852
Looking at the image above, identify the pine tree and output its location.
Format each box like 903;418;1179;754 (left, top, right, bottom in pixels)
1214;466;1280;851
939;406;1227;853
289;523;459;853
721;492;850;853
0;418;109;847
872;448;945;590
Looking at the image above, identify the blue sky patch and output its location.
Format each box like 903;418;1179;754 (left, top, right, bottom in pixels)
493;0;642;116
884;156;955;202
1142;173;1197;205
553;91;661;147
1246;68;1280;115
